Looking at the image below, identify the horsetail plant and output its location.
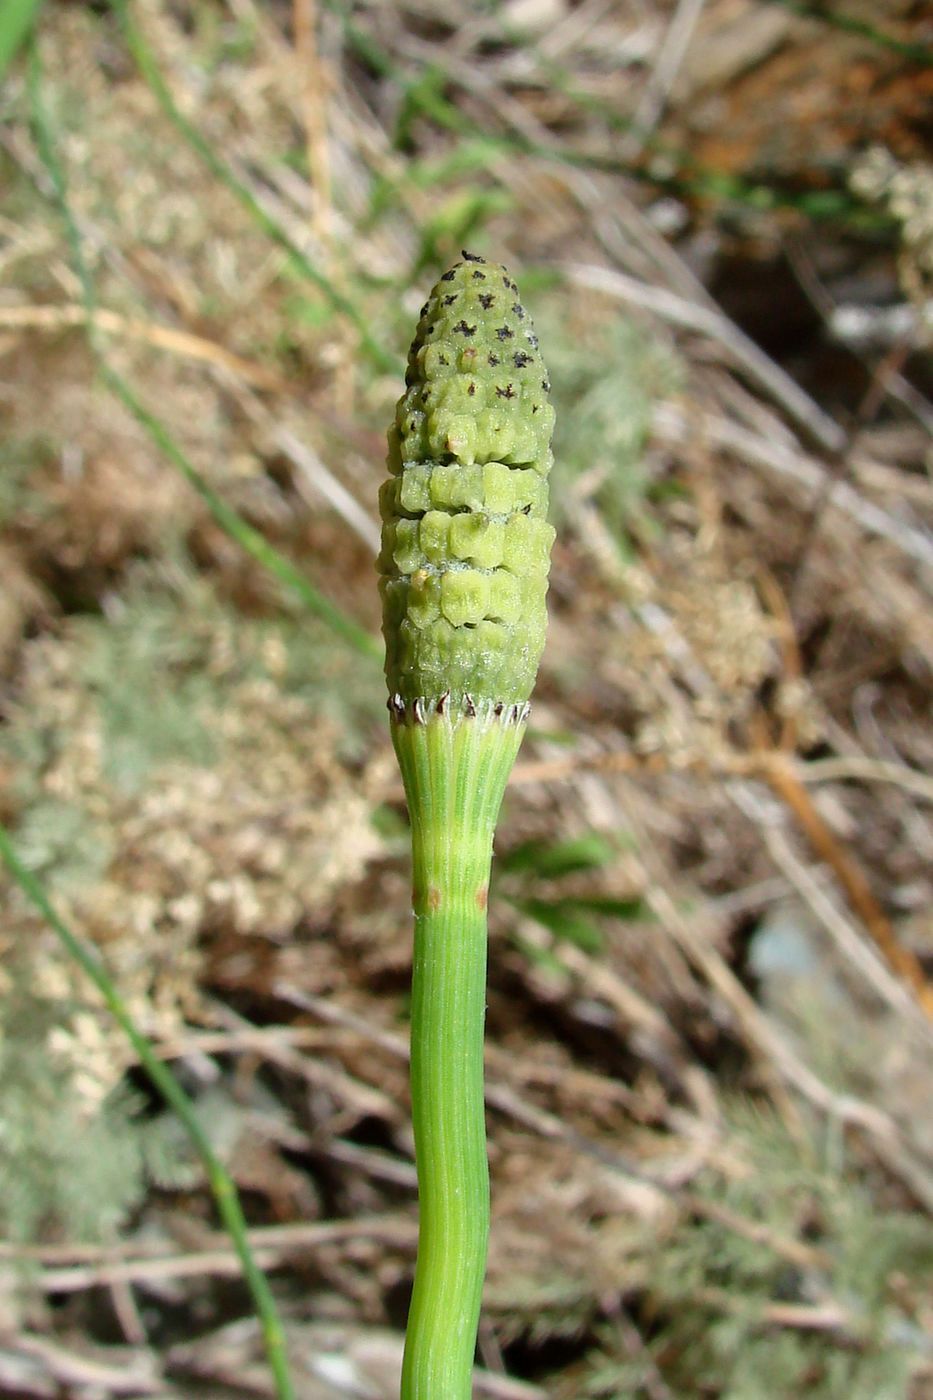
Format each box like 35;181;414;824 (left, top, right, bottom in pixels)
380;252;555;1398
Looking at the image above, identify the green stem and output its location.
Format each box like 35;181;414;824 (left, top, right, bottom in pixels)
392;706;526;1400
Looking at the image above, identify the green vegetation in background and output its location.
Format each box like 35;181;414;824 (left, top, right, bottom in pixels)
546;313;682;551
411;187;515;276
0;959;223;1244
82;581;219;792
15;38;324;1400
0;0;42;80
501;832;619;881
94;567;381;783
105;373;381;659
6;39;384;1369
25;35;379;662
0;979;146;1245
7;798;114;895
369;139;510;218
500;833;648;961
0;827;295;1400
110;0;402;378
494;5;925;218
0;436;52;526
641;1102;933;1398
331;0;891;231
766;0;933;65
485;1101;933;1396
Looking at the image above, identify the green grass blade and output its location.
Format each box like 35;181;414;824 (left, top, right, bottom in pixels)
0;826;295;1400
102;368;381;659
0;0;43;79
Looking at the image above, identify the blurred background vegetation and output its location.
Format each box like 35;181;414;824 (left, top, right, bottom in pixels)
1;1;931;1395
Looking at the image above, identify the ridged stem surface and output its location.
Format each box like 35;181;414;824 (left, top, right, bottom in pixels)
393;710;525;1400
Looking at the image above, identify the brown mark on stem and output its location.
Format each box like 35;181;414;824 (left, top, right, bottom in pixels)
412;886;442;914
475;886;488;912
